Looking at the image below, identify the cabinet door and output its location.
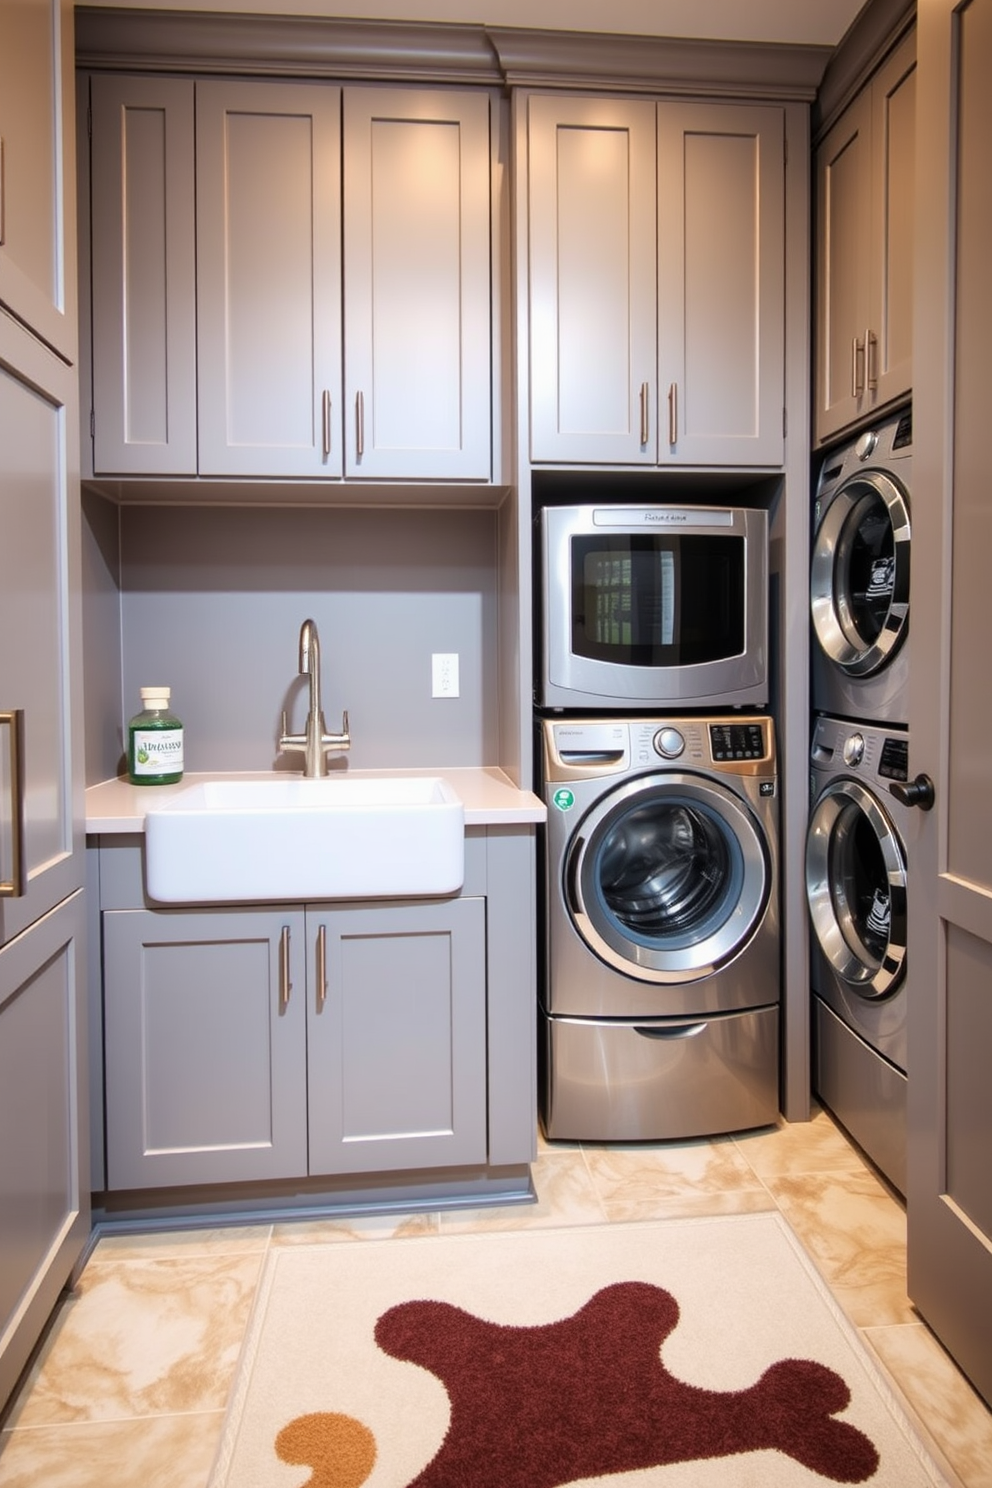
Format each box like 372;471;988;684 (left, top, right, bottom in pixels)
307;898;487;1175
89;75;197;475
102;907;308;1189
658;103;785;466
0;892;89;1410
196;80;342;477
868;29;916;417
0;317;83;948
814;89;873;442
0;0;76;360
527;93;658;464
343;87;491;480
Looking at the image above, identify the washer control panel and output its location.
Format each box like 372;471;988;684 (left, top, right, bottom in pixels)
709;722;768;762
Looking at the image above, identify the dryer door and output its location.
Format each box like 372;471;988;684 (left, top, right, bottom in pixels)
806;778;908;998
811;471;910;677
565;773;771;984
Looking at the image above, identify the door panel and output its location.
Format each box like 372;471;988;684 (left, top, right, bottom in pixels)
909;0;992;1407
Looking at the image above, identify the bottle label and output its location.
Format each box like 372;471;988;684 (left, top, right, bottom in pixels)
132;727;184;776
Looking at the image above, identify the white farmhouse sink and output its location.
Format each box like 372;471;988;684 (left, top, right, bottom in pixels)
143;775;465;903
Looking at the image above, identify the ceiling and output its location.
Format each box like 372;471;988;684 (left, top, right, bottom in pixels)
85;1;871;49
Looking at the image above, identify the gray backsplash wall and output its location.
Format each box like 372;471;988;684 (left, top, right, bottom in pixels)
84;499;499;780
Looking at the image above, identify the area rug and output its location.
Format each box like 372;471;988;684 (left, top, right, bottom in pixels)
208;1213;950;1488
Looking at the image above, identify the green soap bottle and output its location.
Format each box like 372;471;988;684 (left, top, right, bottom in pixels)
127;686;184;785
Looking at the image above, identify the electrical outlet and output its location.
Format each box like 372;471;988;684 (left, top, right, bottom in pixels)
431;653;459;698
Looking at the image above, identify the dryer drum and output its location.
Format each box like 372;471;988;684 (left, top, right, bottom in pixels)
806;778;908;999
810;472;910;678
566;773;770;983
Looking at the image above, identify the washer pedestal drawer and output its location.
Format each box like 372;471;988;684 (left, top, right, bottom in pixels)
540;1004;779;1143
814;998;907;1195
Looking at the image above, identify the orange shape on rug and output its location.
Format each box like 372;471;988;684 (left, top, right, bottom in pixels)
275;1410;377;1488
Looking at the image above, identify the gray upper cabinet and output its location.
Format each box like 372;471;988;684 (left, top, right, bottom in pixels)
85;75;493;483
814;28;916;445
342;87;492;481
0;0;76;362
196;80;343;479
527;93;785;467
89;75;197;475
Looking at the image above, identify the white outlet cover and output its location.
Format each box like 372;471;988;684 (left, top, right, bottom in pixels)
432;653;460;698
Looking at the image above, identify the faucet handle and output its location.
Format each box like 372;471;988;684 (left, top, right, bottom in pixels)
278;708;306;753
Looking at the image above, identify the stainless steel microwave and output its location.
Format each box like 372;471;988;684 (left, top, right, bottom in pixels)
537;504;769;710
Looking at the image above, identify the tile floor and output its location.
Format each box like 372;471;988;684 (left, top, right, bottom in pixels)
1;1105;991;1487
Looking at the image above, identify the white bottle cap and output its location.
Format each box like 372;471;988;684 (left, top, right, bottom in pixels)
140;686;171;709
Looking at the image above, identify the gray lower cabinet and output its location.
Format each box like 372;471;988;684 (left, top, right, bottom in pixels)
102;896;487;1191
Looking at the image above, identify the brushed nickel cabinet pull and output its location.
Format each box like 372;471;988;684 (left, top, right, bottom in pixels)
851;335;865;398
0;709;25;897
321;390;331;457
356;390;365;459
639;382;649;446
0;136;6;246
279;925;292;1011
667;382;678;447
315;923;327;1013
865;327;878;393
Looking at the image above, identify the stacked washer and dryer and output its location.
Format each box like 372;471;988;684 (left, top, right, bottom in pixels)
534;503;781;1142
807;406;918;1193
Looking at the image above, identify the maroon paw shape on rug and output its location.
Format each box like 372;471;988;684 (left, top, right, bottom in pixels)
370;1280;880;1486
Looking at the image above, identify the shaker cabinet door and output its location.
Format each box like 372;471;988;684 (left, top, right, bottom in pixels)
657;102;785;466
0;0;76;360
196;80;342;478
342;87;492;481
307;898;488;1175
102;907;309;1189
89;74;197;476
527;93;658;465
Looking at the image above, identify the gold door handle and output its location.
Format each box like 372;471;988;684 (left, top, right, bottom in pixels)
667;382;678;447
279;925;292;1012
865;327;878;393
851;335;865;398
315;923;327;1013
322;390;332;458
0;710;25;897
639;382;650;447
356;390;365;460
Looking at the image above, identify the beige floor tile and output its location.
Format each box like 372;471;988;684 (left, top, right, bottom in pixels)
863;1321;992;1488
271;1211;439;1245
0;1412;224;1488
581;1136;776;1221
732;1105;870;1180
764;1168;914;1328
5;1253;263;1428
438;1150;605;1232
87;1223;272;1264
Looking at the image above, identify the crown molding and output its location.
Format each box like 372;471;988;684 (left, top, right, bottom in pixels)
75;6;830;99
812;0;915;139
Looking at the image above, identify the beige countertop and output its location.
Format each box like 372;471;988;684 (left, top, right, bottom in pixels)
85;766;546;833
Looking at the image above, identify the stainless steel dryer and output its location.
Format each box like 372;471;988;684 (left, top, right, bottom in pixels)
539;715;780;1142
806;713;921;1194
811;405;912;724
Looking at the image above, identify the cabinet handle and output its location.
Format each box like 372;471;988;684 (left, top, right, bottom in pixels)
865;327;878;393
639;382;650;447
0;136;6;247
279;925;292;1011
356;390;365;459
0;709;25;898
667;382;678;447
321;390;331;458
315;923;327;1013
851;335;865;398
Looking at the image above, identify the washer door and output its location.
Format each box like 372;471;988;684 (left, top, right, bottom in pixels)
811;471;910;677
565;773;770;985
806;778;907;998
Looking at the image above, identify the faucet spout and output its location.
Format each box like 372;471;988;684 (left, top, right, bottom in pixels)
278;618;351;777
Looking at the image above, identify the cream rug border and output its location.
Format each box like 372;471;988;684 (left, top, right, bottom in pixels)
208;1211;956;1488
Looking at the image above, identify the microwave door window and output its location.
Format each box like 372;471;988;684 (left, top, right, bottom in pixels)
572;535;744;667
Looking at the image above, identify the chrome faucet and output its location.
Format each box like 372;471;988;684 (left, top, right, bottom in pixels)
278;618;350;777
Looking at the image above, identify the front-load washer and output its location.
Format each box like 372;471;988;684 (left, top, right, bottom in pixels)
538;714;780;1142
806;713;920;1193
811;405;912;725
